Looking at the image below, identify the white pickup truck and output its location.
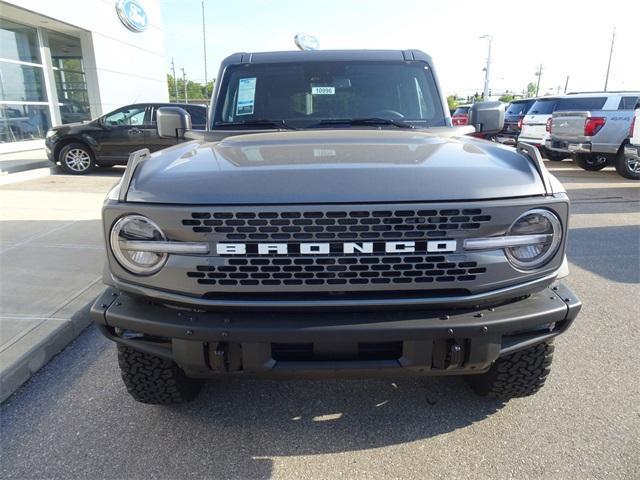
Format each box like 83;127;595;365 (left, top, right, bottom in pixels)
547;92;640;179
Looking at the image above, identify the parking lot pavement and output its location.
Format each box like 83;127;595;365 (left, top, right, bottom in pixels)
0;161;638;479
0;166;123;402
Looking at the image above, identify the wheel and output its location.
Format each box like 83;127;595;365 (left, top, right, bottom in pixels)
466;342;554;400
117;345;203;405
58;143;96;174
614;149;640;180
573;153;609;171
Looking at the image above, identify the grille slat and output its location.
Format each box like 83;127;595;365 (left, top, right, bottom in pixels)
189;256;486;287
182;208;491;241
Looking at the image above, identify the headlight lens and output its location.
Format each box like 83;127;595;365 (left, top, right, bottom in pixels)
110;215;167;275
505;209;562;270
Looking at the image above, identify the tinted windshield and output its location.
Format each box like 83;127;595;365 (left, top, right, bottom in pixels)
528;99;558;115
505;101;533;116
453;106;469;115
214;61;446;128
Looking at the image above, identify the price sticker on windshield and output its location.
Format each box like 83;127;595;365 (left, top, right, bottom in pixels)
311;86;335;95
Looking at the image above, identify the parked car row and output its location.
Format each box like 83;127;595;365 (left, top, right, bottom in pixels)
45;103;208;174
495;91;639;180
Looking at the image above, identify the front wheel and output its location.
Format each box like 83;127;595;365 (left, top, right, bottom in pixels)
466;342;554;400
58;143;96;175
117;345;203;404
574;153;609;171
614;150;640;180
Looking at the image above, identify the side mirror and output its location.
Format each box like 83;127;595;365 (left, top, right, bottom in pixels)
157;106;192;139
468;101;505;133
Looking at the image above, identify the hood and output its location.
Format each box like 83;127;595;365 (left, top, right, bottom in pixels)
127;130;545;204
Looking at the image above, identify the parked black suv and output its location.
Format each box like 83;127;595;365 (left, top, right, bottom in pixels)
45;103;207;174
494;98;536;145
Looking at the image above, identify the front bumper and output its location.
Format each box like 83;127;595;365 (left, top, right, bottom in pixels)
546;139;592;154
44;138;55;162
91;283;581;378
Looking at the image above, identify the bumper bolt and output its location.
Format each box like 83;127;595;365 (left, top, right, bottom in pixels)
115;302;121;306
481;326;488;334
552;286;559;291
185;329;194;336
474;313;483;318
447;328;454;336
488;307;495;312
440;315;450;321
100;303;107;309
564;298;571;302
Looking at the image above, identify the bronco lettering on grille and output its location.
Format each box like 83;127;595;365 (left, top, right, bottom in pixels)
216;240;457;255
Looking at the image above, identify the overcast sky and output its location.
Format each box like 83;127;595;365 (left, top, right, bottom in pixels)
160;0;640;97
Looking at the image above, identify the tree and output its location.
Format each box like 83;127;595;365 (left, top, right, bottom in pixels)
526;82;537;98
447;95;459;111
499;94;514;103
167;74;215;102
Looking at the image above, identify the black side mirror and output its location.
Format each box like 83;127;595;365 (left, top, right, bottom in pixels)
157;106;192;139
468;101;505;133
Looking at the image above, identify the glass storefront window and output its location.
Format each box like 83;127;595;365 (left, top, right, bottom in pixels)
49;32;90;124
0;19;41;64
0;62;47;102
0;104;50;142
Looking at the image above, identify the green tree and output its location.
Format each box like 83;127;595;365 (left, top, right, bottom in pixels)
499;94;514;103
447;95;459;111
526;82;537;98
167;74;215;102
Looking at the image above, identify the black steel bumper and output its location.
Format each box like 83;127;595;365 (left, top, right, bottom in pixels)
91;283;581;378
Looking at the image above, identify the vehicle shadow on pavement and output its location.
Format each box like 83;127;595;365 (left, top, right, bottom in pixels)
1;325;505;480
567;225;640;284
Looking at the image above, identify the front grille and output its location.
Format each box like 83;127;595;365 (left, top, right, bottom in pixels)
188;255;487;287
181;208;491;241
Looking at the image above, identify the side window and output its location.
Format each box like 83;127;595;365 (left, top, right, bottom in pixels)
185;106;207;129
103;106;146;126
618;96;639;110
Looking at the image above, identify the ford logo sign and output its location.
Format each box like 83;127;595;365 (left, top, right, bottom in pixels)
116;0;148;32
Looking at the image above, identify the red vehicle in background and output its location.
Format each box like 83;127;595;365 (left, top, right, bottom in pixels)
452;104;471;125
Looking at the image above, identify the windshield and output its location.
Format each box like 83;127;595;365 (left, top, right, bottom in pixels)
213;61;446;129
505;101;533;116
453;106;469;115
528;99;558;115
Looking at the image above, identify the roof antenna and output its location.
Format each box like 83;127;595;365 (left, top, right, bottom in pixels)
294;33;320;51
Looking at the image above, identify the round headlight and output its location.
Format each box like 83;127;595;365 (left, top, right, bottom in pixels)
110;215;167;275
505;209;562;270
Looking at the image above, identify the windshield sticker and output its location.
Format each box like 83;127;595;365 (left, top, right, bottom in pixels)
311;86;335;95
236;77;257;116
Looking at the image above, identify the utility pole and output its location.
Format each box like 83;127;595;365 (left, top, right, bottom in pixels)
202;0;208;98
564;75;570;94
181;67;188;104
479;35;492;100
535;64;544;96
170;57;178;101
604;27;616;91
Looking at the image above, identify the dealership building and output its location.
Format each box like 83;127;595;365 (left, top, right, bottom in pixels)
0;0;168;153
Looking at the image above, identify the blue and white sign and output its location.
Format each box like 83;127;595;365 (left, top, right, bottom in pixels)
116;0;148;32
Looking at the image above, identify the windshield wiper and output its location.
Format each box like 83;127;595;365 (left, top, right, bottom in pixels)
214;119;298;130
315;117;415;129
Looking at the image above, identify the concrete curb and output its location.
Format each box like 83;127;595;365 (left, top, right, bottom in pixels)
0;283;103;403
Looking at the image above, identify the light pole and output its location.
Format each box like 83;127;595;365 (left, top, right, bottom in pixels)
604;27;616;91
479;35;492;100
202;0;208;98
181;67;188;104
170;57;178;101
535;64;544;96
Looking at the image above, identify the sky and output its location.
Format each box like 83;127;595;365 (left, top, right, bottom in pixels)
160;0;640;98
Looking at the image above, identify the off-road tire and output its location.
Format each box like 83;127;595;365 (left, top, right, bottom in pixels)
58;142;96;175
614;149;640;180
466;342;554;400
574;153;609;171
117;345;203;404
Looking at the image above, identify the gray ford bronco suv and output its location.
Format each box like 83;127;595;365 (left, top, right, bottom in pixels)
91;50;581;404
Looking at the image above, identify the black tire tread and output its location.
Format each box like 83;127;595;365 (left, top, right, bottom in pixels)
614;150;640;180
58;142;96;175
573;153;609;171
467;342;554;400
117;345;202;405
